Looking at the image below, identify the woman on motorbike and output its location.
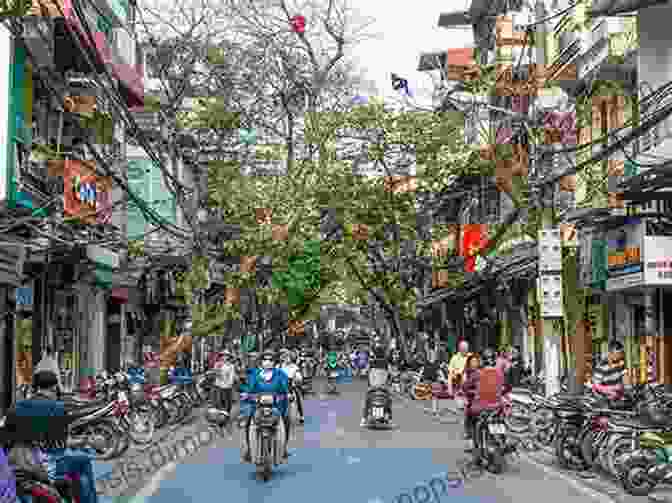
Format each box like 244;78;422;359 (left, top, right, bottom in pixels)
464;348;505;452
461;354;481;439
240;350;290;462
5;370;98;503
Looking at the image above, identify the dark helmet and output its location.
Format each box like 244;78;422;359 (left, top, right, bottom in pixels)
481;348;496;367
33;370;59;390
260;350;275;362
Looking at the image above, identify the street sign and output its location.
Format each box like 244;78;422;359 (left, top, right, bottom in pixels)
539;273;563;317
538;228;562;272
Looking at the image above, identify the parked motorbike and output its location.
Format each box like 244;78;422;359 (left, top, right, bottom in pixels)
299;357;315;395
620;428;672;495
326;352;339;394
365;386;394;429
251;393;282;482
389;367;402;394
473;407;517;474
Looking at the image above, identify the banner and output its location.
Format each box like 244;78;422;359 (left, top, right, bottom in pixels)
460;224;487;273
64;160;97;223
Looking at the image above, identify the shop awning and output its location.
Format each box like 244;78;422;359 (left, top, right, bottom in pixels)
417;247;538;310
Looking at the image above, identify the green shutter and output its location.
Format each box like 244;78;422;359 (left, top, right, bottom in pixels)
591;239;607;289
624;160;639;178
12;42;25;145
94;265;113;288
126;159;148;239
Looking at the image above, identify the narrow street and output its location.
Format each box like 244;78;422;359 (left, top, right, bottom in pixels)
116;378;613;503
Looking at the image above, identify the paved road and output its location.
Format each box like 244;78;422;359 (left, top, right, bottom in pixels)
111;378;621;503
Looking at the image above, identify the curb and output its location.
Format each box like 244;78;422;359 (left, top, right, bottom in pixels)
519;452;618;503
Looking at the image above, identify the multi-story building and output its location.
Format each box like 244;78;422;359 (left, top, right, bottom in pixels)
0;0;202;410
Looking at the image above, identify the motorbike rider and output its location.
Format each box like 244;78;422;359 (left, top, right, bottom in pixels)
464;348;506;453
591;340;626;401
240;350;290;462
280;350;305;425
462;353;481;439
361;336;391;427
4;370;98;503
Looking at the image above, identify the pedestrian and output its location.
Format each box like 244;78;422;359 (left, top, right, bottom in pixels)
423;349;445;417
591;340;625;401
35;346;62;392
213;351;236;415
446;341;470;398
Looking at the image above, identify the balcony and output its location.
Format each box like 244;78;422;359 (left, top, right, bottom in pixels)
589;0;668;17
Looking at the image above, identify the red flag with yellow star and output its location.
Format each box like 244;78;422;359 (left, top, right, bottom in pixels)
460;224;488;272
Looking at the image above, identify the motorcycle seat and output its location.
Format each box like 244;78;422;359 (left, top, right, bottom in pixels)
66;403;108;418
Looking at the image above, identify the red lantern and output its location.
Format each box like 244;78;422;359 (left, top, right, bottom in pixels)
291;15;306;34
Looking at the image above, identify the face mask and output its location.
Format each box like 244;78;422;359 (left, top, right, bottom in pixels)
261;359;274;369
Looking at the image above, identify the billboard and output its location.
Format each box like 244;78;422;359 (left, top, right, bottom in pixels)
0;25;11;204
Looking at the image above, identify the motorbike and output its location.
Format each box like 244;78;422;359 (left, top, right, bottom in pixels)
63;399;123;460
326;352;339;394
620;429;672;495
289;374;303;424
389;363;402;394
252;393;282;482
365;386;393;429
473;406;517;474
299;357;315;395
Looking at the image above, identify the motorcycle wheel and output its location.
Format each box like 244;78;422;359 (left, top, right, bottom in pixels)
579;430;599;467
112;421;131;457
620;459;657;496
162;398;181;425
505;403;532;435
256;434;273;482
76;420;120;460
555;425;590;471
154;401;169;429
487;446;506;474
124;407;155;445
606;437;636;478
174;393;192;421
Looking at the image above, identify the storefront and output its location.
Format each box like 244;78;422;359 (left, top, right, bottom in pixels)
604;217;672;384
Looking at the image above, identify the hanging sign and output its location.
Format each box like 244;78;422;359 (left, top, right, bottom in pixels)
606;218;644;291
64;160;97;223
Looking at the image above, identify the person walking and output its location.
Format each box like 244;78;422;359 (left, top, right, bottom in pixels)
213;351;236;415
446;341;470;397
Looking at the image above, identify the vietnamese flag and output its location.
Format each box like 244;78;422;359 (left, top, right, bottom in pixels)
460;224;488;272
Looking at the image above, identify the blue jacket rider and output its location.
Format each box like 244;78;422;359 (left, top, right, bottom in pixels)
240;350;290;462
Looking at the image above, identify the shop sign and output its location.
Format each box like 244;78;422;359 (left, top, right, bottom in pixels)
15;286;32;309
606;218;644;291
643;235;672;285
64;160;97;223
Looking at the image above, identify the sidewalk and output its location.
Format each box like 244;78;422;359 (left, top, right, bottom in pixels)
94;406;219;499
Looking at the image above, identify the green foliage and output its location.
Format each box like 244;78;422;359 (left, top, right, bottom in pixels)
272;239;321;307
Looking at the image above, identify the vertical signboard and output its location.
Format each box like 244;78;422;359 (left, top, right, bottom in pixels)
64;160;98;223
0;25;11;204
606;218;644;291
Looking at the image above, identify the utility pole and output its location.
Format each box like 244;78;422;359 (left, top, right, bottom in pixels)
535;0;563;397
